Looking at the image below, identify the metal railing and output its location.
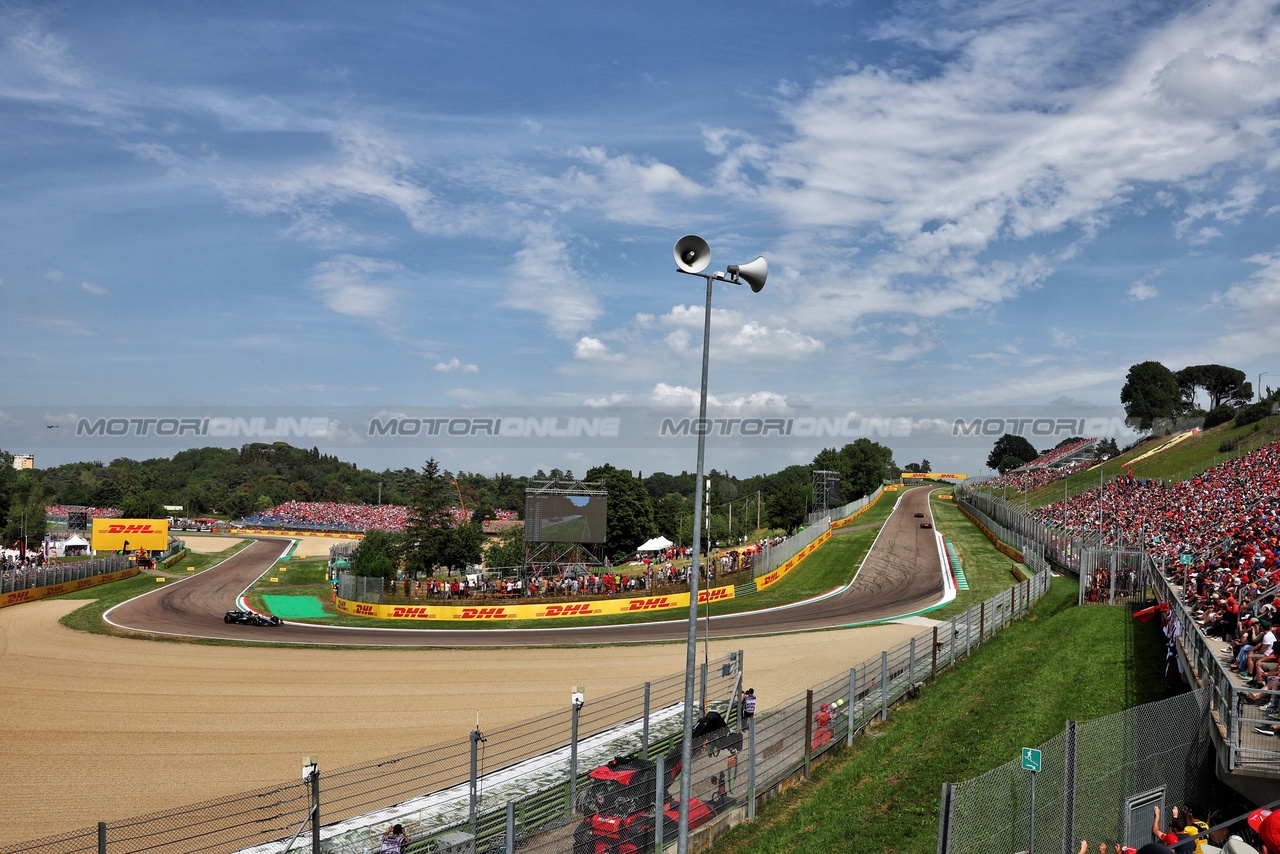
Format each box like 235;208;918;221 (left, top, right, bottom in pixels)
0;554;129;596
756;486;885;577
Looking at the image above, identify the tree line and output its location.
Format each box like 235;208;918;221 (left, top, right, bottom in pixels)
0;439;901;567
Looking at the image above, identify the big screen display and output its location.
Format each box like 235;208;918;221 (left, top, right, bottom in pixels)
524;494;607;543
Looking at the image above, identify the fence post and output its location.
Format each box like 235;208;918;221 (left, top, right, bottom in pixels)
310;759;320;854
1060;720;1077;854
700;661;708;714
747;716;757;821
847;668;857;746
932;627;938;675
936;783;953;854
642;681;651;759
654;755;666;853
881;651;889;721
98;822;106;854
470;727;482;837
1009;586;1015;627
980;601;985;641
804;689;814;778
506;801;515;854
570;695;582;814
909;637;916;685
950;617;957;666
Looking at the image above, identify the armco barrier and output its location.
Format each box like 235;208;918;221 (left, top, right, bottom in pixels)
3;568;1050;854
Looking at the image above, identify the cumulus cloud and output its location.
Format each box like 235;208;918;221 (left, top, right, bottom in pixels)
433;358;479;373
502;222;602;339
573;336;625;362
307;255;403;320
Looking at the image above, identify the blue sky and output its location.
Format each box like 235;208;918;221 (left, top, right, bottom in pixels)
3;0;1280;481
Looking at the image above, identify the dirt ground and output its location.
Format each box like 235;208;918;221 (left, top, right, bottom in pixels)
0;599;928;846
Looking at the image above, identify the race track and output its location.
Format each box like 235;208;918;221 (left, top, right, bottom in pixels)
106;487;947;646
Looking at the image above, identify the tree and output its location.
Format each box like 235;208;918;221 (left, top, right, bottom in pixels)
1121;361;1181;429
584;463;655;561
351;528;402;578
903;459;932;474
402;458;455;578
985;434;1038;471
998;455;1026;476
443;522;484;570
120;495;166;519
766;483;809;534
1177;364;1253;412
485;525;526;570
812;439;895;504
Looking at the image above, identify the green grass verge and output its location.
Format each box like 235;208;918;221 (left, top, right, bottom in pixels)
710;577;1174;854
928;491;1026;620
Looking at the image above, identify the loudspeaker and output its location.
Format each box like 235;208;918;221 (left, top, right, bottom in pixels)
727;256;768;292
674;234;711;274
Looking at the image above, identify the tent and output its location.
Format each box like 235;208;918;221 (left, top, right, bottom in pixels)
636;536;674;552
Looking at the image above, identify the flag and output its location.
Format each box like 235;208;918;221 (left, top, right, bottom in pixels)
1133;601;1169;622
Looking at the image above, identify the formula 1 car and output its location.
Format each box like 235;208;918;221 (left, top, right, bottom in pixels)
223;609;283;626
919;522;933;529
573;713;740;854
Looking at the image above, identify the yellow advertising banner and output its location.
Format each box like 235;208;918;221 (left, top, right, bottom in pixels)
0;568;138;609
336;583;737;621
901;473;968;480
91;518;170;551
756;530;832;591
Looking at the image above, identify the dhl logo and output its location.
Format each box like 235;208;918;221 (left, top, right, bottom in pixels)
458;607;515;619
697;588;731;604
5;590;33;604
104;524;161;534
390;607;435;619
353;604;376;616
762;571;780;585
540;603;595;617
627;597;674;611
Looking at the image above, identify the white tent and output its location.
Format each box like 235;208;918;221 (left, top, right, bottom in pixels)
64;535;89;547
636;536;673;552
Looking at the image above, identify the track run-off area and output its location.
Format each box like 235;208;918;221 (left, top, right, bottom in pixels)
0;486;952;845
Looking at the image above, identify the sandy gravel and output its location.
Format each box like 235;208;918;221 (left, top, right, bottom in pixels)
0;599;928;846
180;535;249;554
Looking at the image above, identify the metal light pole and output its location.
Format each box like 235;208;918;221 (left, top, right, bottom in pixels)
672;235;766;854
1260;372;1270;403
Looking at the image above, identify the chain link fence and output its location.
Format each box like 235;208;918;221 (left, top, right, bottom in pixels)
2;563;1050;854
939;688;1213;854
756;486;885;577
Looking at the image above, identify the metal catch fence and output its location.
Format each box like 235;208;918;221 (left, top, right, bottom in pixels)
1;566;1051;854
0;553;130;596
938;688;1213;854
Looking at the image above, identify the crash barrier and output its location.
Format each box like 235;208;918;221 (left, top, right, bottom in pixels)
938;688;1213;854
756;485;885;578
952;494;1051;578
230;527;363;539
956;488;1081;575
1;571;1051;854
0;555;132;608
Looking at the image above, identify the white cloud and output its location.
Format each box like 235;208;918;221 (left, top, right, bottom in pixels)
573;337;625;363
433;358;479;373
584;391;630;407
1129;283;1159;301
79;281;108;296
502;222;602;339
307;255;403;321
44;270;63;282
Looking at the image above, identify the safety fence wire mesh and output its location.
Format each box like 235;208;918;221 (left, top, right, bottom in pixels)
942;689;1212;854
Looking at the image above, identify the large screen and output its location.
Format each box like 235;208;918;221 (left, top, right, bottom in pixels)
524;494;607;543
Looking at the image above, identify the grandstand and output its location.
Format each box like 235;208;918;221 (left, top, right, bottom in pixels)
986;438;1100;492
238;501;518;534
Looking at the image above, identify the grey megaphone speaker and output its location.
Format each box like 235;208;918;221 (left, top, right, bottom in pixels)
674;234;711;274
727;256;768;292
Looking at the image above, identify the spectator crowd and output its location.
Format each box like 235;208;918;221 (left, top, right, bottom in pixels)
240;501;518;533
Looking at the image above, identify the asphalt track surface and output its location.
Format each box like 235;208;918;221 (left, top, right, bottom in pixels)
107;487;946;647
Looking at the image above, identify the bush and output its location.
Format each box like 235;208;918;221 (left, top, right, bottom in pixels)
1235;402;1272;427
1220;438;1239;453
1204;405;1236;429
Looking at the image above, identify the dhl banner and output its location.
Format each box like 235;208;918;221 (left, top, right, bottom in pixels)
91;518;169;551
755;530;832;592
336;583;737;621
0;568;138;609
902;473;968;480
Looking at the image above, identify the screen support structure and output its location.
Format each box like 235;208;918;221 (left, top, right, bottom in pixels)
523;478;609;581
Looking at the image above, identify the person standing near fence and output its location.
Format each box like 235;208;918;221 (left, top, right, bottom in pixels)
381;824;410;853
743;688;756;721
